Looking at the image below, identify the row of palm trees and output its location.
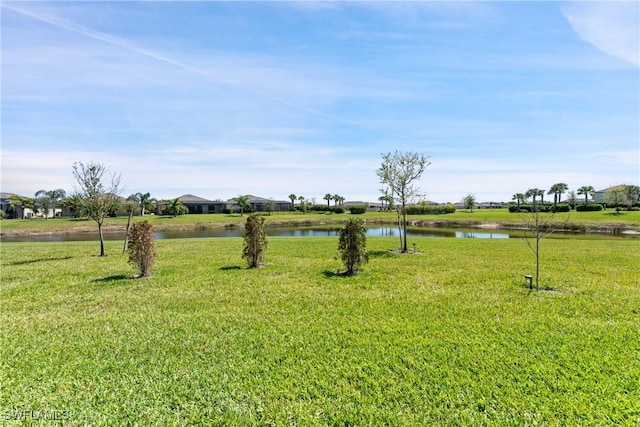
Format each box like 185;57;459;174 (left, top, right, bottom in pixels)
288;193;346;211
511;183;599;209
121;193;188;217
5;190;182;220
512;184;640;209
7;189;67;219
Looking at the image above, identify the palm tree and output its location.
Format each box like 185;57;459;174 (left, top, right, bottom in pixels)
512;193;525;210
577;186;595;206
34;189;66;219
288;194;297;211
61;193;85;218
324;193;333;207
381;193;394;210
8;194;34;219
134;192;153;216
525;188;545;212
548;183;568;208
297;195;307;214
235;195;250;216
526;188;541;209
166;198;188;217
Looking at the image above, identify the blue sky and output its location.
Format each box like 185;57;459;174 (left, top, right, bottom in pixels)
2;1;638;204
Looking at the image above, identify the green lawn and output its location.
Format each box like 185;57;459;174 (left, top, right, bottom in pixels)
1;236;639;425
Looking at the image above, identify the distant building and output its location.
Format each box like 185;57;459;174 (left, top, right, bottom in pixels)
343;201;383;212
177;194;226;214
593;185;639;204
226;195;291;213
0;192;36;219
175;194;291;214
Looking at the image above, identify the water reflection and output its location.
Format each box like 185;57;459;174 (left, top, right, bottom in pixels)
3;227;511;242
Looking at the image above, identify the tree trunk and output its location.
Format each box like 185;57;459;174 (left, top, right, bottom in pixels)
401;202;408;252
98;221;106;256
396;209;402;251
123;210;133;253
535;235;540;291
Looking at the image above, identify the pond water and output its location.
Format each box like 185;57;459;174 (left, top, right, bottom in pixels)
2;226;512;242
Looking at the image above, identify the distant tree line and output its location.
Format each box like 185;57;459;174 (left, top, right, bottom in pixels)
510;184;639;213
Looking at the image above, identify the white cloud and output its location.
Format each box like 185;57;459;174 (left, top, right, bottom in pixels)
563;1;640;67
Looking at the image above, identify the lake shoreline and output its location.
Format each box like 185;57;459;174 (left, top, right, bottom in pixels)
2;216;638;237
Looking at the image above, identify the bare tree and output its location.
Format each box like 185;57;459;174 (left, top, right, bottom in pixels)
519;196;568;290
72;161;123;256
376;150;430;252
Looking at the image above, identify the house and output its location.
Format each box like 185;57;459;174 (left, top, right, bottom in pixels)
0;192;36;219
226;195;291;213
593;185;640;204
176;194;227;214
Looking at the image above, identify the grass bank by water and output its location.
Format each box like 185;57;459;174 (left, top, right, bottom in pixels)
2;208;639;237
1;236;639;424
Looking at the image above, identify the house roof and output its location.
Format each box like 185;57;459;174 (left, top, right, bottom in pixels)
227;195;289;203
595;185;629;193
177;194;212;203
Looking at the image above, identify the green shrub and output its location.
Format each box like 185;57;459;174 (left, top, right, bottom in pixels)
509;204;528;213
406;204;456;215
509;203;570;213
349;206;367;214
551;203;571;213
338;217;368;275
576;204;603;212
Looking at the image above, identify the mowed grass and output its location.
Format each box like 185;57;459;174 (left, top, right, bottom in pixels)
1;236;639;425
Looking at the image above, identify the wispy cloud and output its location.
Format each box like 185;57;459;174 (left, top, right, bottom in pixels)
1;2;423;144
563;1;640;67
